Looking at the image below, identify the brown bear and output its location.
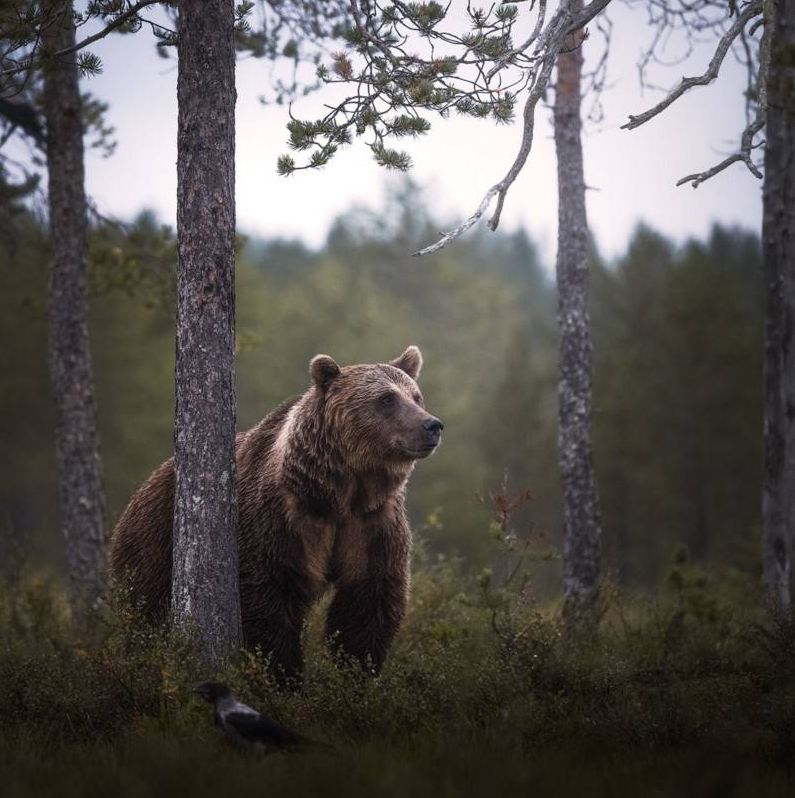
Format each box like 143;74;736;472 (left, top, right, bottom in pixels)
111;346;442;678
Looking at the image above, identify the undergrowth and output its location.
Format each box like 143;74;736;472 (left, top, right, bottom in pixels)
1;534;795;797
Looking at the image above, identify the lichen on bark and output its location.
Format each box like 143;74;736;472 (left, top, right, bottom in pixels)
41;0;107;615
553;0;602;632
172;0;242;665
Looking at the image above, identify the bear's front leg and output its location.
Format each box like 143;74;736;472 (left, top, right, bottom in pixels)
246;611;305;684
325;575;408;673
325;522;410;674
241;568;313;686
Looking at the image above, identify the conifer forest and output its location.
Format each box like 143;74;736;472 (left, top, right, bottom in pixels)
1;2;794;796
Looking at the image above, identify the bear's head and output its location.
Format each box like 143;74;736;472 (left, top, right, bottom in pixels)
309;346;443;471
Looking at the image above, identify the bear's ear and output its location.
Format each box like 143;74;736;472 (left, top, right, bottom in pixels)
390;345;423;380
310;354;341;391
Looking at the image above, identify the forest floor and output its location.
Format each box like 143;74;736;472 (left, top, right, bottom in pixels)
2;552;795;798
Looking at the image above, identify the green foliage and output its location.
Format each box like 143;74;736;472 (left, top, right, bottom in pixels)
496;4;519;22
387;113;431;137
280;117;351;173
491;93;516;123
81;92;117;158
370;142;412;170
1;551;795;796
276;154;296;176
0;182;766;585
592;224;764;584
464;32;512;60
88;211;176;305
76;50;103;79
0;168;40;235
277;0;530;173
405;2;447;32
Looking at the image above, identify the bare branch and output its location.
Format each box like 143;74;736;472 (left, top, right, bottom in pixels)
676;114;764;187
621;0;762;131
486;43;559;231
413;185;501;256
581;12;612;123
675;0;770;188
573;0;614;29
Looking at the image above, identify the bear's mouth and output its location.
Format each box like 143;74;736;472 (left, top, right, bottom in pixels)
401;442;439;459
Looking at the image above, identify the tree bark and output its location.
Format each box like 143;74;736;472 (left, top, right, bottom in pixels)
553;1;602;631
761;0;795;609
41;1;106;613
172;0;242;665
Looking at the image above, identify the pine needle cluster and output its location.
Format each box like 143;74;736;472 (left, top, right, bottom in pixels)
277;2;526;176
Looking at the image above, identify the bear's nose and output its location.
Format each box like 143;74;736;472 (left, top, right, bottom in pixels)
423;417;444;436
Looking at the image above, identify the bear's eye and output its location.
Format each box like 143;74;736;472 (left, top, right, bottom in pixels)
412;392;423;405
379;392;396;408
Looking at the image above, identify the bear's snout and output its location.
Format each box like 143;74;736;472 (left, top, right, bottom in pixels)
413;415;443;455
423;417;444;440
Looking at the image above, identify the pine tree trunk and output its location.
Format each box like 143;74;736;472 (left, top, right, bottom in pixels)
553;1;602;631
761;0;795;609
41;1;106;613
172;0;242;665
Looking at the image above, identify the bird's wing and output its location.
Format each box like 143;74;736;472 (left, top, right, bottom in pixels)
228;699;259;716
222;711;303;748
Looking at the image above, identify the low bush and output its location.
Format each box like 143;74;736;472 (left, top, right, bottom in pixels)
1;539;793;796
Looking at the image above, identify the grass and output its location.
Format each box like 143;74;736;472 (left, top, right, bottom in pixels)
2;544;795;797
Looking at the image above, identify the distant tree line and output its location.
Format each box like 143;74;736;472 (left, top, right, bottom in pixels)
0;178;763;593
2;0;783;658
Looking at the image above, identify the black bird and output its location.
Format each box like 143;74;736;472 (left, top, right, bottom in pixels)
193;681;322;752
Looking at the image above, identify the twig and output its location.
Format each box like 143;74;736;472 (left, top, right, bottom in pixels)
621;0;763;130
349;0;401;68
415;0;611;256
676;115;764;187
486;0;548;79
0;0;162;79
675;0;770;188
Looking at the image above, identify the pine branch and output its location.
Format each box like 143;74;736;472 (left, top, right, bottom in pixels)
416;0;612;256
1;0;162;80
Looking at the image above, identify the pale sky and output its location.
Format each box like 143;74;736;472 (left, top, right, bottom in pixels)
75;2;761;265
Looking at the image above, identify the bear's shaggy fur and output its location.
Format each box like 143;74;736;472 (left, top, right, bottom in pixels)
110;346;442;677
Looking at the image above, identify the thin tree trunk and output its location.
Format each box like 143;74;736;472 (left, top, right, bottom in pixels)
41;1;106;613
553;0;602;631
761;0;795;609
173;0;242;665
